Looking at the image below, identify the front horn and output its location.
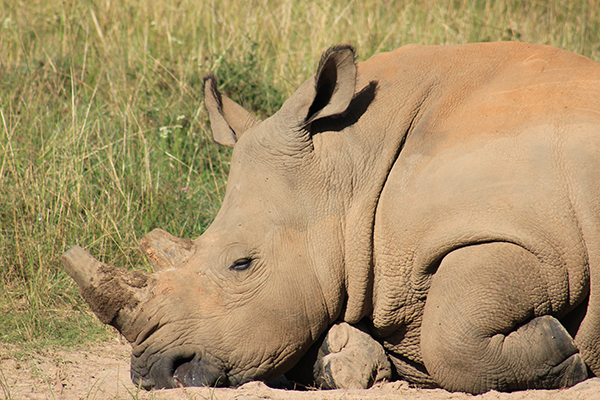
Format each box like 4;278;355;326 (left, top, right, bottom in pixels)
61;245;155;342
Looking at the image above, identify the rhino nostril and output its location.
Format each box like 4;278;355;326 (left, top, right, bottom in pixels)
172;354;196;379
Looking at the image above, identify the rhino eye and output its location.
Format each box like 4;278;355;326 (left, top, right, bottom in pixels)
230;258;252;271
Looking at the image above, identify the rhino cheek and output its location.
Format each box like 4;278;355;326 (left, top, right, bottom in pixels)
134;241;326;387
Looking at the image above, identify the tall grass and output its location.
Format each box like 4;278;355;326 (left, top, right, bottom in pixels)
1;0;599;345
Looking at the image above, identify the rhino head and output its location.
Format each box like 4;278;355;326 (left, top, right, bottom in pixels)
62;46;381;389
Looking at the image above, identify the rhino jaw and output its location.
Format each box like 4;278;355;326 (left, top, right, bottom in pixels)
61;245;155;341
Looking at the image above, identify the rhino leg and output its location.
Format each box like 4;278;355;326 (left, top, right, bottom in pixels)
286;321;392;389
421;242;589;394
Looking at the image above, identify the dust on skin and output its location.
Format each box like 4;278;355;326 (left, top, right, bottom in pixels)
80;265;152;325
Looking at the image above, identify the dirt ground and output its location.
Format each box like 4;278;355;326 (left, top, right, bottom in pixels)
1;337;599;400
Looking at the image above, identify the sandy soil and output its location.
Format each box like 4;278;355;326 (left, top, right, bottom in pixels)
1;338;599;400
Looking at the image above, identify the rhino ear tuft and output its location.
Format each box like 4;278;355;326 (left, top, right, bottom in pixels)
203;74;261;147
305;45;357;125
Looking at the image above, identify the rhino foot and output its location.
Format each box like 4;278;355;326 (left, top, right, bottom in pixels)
315;322;392;389
547;353;589;389
288;321;392;389
524;315;589;389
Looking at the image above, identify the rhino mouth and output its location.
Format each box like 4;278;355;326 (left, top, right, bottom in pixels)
131;345;230;390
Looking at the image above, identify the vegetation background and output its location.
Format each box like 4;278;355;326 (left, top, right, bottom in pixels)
1;0;599;352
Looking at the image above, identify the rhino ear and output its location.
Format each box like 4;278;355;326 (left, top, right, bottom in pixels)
203;74;261;147
304;45;357;125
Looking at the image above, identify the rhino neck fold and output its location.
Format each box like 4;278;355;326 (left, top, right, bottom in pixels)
331;77;430;323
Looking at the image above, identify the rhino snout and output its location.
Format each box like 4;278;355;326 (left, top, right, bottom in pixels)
131;346;229;390
173;354;230;388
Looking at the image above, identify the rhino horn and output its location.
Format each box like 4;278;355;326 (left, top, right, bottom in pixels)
61;245;154;342
139;228;194;272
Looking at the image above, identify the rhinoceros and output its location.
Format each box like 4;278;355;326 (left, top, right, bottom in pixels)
62;41;600;394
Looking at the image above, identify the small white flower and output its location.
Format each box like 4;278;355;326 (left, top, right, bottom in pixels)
177;115;186;120
159;126;171;138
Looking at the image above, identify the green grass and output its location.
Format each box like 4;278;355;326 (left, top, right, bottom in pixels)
1;0;599;347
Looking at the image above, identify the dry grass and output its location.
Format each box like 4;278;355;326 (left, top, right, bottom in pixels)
1;0;599;345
